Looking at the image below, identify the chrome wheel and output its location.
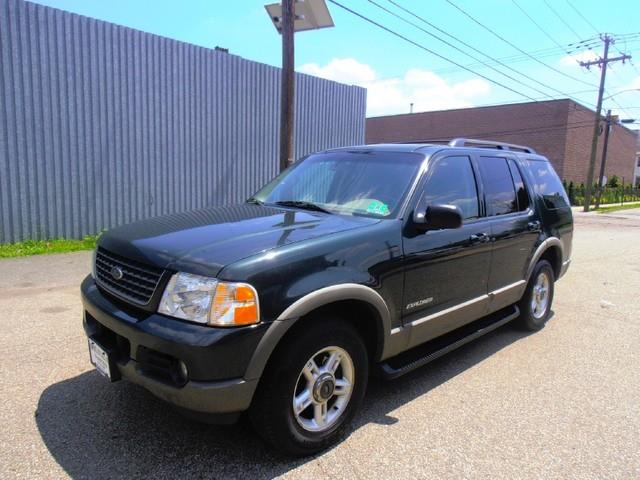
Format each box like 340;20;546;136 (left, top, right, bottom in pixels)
292;346;354;433
531;271;550;319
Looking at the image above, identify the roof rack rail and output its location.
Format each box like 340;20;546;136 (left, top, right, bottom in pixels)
448;138;536;154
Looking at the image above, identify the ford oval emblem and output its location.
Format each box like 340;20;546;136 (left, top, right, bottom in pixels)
110;266;124;280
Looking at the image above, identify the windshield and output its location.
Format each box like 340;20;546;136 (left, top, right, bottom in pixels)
252;151;423;218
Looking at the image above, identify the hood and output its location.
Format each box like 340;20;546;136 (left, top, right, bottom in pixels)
98;204;379;276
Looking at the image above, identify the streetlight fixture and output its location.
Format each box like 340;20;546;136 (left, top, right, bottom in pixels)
265;0;335;173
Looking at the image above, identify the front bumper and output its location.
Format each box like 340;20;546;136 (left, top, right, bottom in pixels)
81;276;268;418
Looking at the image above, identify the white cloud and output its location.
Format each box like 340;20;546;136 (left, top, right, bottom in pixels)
559;51;599;67
622;75;640;90
299;58;490;116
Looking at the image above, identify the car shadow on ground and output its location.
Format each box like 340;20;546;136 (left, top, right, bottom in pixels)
36;321;540;479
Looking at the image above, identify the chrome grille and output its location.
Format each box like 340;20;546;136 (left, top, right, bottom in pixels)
94;247;164;306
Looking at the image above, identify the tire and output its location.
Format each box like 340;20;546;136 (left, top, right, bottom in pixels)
516;259;555;331
249;317;368;457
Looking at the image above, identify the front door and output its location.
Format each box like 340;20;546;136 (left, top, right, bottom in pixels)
402;153;492;348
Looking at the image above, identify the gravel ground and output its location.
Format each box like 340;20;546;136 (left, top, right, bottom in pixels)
0;210;639;479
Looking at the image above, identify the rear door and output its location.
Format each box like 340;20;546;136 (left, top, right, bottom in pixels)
402;153;492;347
476;155;540;312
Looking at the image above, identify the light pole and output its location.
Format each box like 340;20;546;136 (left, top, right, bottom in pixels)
265;0;335;172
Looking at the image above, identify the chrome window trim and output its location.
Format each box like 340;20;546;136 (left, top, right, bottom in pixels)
400;149;482;222
397;151;436;220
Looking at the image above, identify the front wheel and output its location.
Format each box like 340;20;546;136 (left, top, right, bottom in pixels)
249;319;368;456
516;259;555;331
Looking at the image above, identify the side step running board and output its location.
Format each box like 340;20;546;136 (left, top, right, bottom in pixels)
379;305;520;380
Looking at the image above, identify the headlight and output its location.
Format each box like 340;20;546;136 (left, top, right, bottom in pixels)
158;272;260;327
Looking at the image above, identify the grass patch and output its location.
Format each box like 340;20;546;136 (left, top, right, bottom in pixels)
596;203;640;214
0;235;99;258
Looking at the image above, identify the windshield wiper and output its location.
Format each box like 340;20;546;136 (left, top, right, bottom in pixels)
274;200;332;214
246;197;264;205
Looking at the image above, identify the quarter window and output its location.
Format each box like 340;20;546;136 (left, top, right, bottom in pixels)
527;160;570;209
422;156;479;220
478;157;518;216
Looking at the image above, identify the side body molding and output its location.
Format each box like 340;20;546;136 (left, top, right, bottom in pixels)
243;284;393;380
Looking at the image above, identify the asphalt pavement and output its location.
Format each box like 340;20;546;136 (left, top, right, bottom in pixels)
1;209;639;479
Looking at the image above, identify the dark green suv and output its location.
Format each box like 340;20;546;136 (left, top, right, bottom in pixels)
82;138;573;455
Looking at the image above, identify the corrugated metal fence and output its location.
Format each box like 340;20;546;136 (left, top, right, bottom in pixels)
0;0;366;243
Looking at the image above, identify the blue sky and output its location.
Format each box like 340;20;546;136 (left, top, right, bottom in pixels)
31;0;640;125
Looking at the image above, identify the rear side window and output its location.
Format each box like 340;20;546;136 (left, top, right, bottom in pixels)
478;157;517;216
422;155;479;220
507;159;530;211
527;160;570;209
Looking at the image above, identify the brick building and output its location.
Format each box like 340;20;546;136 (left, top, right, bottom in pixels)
366;99;638;185
636;136;640;186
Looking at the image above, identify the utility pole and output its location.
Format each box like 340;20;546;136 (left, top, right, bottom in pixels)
580;34;631;212
279;0;295;173
594;109;612;210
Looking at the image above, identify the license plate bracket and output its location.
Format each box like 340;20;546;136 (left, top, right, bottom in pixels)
88;338;119;382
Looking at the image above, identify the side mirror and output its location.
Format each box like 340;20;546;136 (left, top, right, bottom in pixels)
413;203;463;231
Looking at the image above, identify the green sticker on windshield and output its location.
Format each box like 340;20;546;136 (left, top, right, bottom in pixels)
366;200;390;216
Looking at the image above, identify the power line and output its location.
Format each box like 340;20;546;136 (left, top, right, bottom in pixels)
616;35;640;75
512;0;576;51
513;0;602;86
434;43;602;76
377;0;607;104
565;0;599;36
606;95;635;120
367;0;600;107
543;0;583;41
439;37;639;74
329;0;629;122
369;0;553;100
326;0;546;102
443;0;598;92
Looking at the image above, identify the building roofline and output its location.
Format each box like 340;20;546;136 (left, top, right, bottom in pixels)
366;99;573;120
367;98;640;136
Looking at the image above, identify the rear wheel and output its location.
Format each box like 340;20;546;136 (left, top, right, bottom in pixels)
516;260;555;331
249;318;368;456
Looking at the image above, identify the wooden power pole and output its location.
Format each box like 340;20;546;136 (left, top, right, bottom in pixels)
594;109;612;210
580;35;631;212
279;0;295;173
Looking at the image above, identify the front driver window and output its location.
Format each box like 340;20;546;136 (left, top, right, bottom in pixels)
422;156;479;220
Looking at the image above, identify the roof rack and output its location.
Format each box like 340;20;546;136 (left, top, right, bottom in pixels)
448;138;536;154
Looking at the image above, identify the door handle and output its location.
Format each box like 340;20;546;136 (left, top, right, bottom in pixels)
527;221;541;232
469;232;490;244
